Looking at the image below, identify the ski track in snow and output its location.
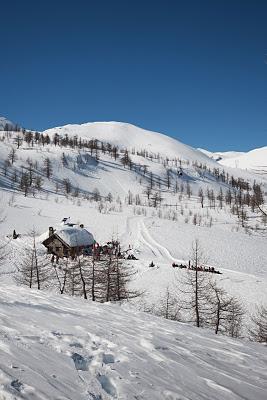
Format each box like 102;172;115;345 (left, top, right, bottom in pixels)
122;216;183;263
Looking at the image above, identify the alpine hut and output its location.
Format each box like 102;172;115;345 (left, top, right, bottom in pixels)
42;224;95;260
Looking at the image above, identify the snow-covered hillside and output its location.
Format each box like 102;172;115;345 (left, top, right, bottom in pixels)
0;119;267;399
199;146;267;173
198;148;245;162
0;120;266;305
44;121;219;164
219;146;267;173
0;284;266;400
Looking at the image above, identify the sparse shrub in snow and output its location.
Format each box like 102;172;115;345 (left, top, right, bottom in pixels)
171;212;177;221
8;193;16;207
97;201;104;213
63;178;72;195
155;287;182;321
261;214;267;226
43;157;53;179
8;147;18;165
249;305;267;344
72;186;80;198
106;192;113;203
54;181;60;193
14;230;50;290
206;281;244;337
178;240;211;328
92;188;101;202
52;251;141;302
140;207;147;216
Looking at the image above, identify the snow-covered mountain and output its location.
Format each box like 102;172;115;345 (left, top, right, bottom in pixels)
199;146;267;173
198;148;245;162
0;116;17;130
46;121;267;173
219;146;267;172
44;121;218;165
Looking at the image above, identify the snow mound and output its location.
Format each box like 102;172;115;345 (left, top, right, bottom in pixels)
0;285;266;400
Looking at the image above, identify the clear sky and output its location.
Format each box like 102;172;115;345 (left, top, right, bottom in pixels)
0;0;266;151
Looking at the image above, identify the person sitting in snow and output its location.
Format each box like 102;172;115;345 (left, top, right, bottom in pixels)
12;229;19;239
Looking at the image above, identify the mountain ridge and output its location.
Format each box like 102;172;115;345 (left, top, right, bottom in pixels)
1;115;266;172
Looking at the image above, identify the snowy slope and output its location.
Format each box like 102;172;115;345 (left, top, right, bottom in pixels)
0;120;267;313
219;146;267;172
43;121;267;187
1;191;266;319
0;284;266;400
198;148;245;162
0;120;267;399
198;146;267;173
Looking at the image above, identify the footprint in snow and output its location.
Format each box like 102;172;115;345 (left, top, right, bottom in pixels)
155;345;169;351
71;353;92;371
97;374;117;397
51;330;62;337
11;379;23;392
102;353;115;364
69;342;83;349
88;392;103;400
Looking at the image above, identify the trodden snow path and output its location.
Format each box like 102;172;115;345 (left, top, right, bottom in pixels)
0;285;266;400
121;216;183;263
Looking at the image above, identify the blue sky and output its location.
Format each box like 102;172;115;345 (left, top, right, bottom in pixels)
0;0;266;151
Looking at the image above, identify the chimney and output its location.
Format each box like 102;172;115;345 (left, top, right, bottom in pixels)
49;227;54;237
80;224;84;229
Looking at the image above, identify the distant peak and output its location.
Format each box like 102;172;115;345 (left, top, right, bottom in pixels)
0;116;21;131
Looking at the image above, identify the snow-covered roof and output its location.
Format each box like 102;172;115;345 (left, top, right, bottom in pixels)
56;226;95;247
41;226;95;247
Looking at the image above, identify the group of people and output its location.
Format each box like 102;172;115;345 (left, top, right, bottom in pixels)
188;265;222;274
92;242;139;261
126;254;138;260
172;262;222;274
171;263;187;269
92;240;122;260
